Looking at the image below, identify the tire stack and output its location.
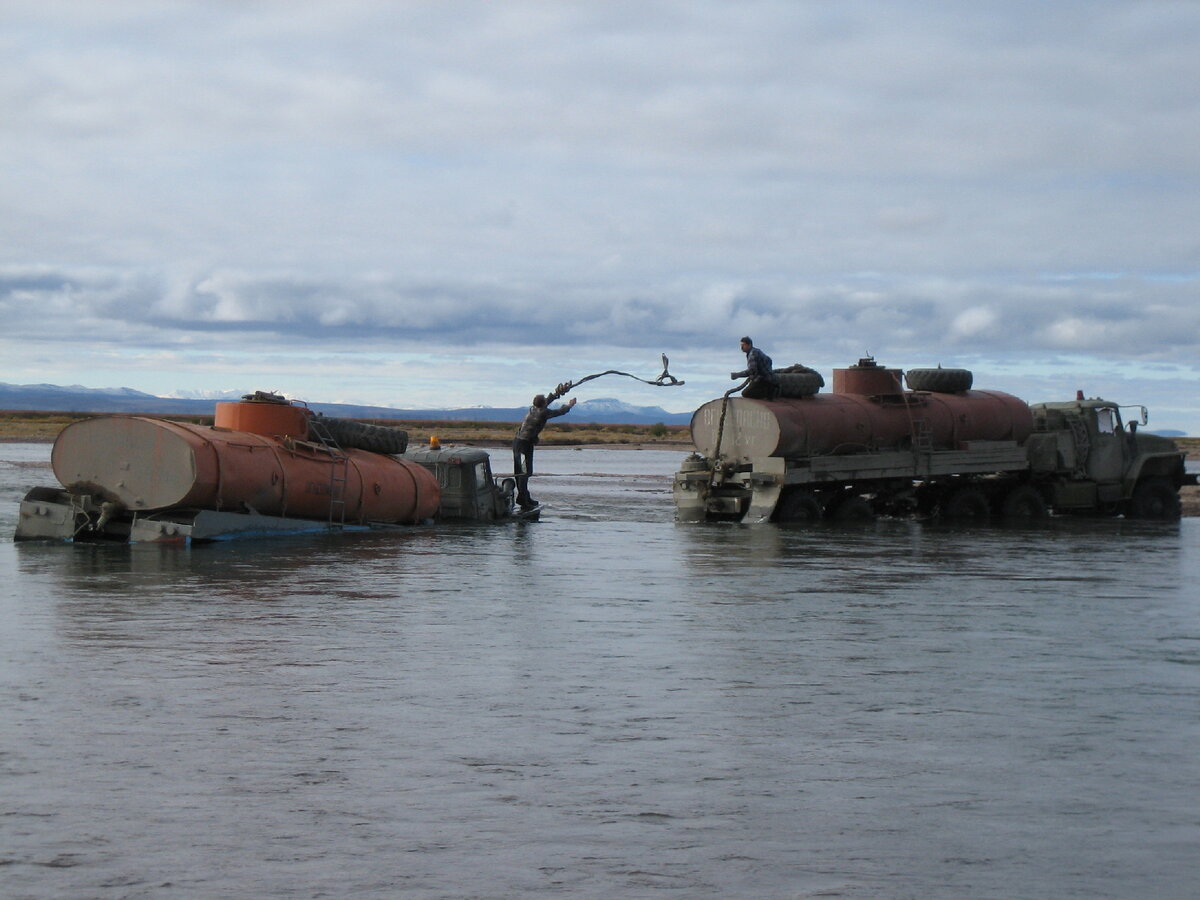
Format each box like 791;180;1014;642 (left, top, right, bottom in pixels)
309;417;409;455
775;364;825;398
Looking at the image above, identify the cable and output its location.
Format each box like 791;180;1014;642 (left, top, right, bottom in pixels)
545;354;685;401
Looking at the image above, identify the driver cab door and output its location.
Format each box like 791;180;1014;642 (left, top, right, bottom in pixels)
1086;406;1128;486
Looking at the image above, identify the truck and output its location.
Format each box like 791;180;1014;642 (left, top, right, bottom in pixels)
14;393;530;544
673;358;1194;524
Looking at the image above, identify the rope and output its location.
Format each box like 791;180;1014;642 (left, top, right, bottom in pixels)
712;380;748;464
545;354;684;401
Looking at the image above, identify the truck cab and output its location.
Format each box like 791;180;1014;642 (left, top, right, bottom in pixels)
400;445;523;521
1027;398;1191;517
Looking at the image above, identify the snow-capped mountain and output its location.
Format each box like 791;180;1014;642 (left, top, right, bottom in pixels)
0;382;691;424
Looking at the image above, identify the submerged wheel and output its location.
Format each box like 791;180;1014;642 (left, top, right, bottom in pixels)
828;494;875;523
1126;476;1181;520
774;489;823;523
905;367;973;393
1000;484;1048;520
941;486;991;521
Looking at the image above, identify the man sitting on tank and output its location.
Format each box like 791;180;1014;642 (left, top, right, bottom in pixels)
731;336;780;400
512;393;577;509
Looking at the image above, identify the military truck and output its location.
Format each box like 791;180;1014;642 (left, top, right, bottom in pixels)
673;359;1194;524
400;444;530;522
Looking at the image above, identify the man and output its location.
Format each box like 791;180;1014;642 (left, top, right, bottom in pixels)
512;393;577;509
731;336;780;400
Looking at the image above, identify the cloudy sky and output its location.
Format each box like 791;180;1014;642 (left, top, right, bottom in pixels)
3;1;1198;429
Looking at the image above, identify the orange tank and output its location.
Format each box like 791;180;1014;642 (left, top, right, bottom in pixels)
51;416;439;525
214;398;311;437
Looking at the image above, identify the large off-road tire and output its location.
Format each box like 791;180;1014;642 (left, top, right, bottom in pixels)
312;418;409;455
773;488;824;523
1126;476;1181;520
941;485;991;521
774;366;824;398
905;367;973;393
1000;484;1048;520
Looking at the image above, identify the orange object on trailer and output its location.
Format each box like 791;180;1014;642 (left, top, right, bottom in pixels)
51;416;439;525
213;398;311;437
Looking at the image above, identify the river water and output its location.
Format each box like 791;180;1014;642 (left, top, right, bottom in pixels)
1;443;1197;899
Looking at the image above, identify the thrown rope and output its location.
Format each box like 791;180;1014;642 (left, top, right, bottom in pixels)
545;354;685;401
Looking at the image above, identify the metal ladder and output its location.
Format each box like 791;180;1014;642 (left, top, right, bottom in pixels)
306;417;349;528
911;418;934;453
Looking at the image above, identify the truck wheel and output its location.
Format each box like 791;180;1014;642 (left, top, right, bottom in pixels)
941;486;991;521
1000;485;1047;519
829;495;875;523
905;367;973;393
774;489;823;523
1127;476;1181;520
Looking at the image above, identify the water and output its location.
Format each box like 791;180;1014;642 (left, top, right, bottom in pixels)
2;443;1197;899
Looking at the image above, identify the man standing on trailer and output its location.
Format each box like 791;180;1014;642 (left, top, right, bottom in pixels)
512;393;577;509
731;336;780;400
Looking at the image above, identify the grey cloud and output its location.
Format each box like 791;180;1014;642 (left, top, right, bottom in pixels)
4;265;1196;362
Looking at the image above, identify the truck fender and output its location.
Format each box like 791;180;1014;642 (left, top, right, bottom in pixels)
744;457;786;524
1122;452;1185;496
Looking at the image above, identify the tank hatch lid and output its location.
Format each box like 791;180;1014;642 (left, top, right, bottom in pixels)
51;417;204;512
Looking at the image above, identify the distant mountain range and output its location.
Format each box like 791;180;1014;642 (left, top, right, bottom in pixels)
0;382;693;426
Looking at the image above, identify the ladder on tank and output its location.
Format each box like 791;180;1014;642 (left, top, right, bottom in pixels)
911;418;934;453
906;416;934;477
306;417;349;528
891;370;934;465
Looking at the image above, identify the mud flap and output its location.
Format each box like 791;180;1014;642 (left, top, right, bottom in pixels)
673;470;711;522
744;457;786;524
14;496;77;541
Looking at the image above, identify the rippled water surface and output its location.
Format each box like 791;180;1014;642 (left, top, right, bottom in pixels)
2;444;1198;899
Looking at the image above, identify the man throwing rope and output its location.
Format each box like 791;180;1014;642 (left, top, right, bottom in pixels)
512;393;577;510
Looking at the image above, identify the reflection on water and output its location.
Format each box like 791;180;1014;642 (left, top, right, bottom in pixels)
2;444;1198;899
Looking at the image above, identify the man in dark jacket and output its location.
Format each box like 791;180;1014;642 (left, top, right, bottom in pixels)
513;393;577;508
731;336;780;399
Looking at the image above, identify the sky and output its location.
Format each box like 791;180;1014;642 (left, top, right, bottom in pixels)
2;0;1199;430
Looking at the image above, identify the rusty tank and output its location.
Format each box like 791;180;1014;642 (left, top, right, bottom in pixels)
51;411;439;525
691;358;1034;461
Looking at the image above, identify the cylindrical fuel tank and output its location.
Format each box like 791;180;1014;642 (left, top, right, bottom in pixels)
214;399;310;437
831;365;903;395
691;390;1033;460
51;416;439;524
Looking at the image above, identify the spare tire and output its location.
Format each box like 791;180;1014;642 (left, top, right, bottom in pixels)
775;366;824;398
311;417;409;455
905;367;973;393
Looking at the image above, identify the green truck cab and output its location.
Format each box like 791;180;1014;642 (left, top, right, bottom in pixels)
401;445;528;521
1027;398;1191;518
